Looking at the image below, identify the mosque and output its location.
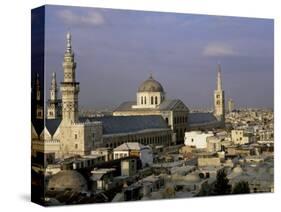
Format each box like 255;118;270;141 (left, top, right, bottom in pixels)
31;32;225;160
113;63;225;142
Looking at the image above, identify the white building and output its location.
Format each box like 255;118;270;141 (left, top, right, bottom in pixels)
113;142;153;167
184;131;214;149
231;129;255;145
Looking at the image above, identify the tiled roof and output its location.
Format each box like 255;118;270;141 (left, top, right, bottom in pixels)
80;115;169;135
189;112;218;125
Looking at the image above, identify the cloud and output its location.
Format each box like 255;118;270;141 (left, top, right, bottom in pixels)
203;43;237;57
57;9;105;26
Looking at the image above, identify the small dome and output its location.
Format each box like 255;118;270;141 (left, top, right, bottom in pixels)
47;170;88;192
138;75;164;92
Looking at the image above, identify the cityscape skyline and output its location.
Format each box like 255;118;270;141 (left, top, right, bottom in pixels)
31;5;274;206
44;5;274;109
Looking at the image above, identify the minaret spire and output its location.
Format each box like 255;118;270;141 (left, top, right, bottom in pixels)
217;63;222;90
47;72;61;119
35;73;40;101
66;31;72;53
50;72;57;101
35;73;43;119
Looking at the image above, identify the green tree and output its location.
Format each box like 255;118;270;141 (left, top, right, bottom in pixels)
232;181;250;194
213;169;231;195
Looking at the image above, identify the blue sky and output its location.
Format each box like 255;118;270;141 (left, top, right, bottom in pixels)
44;5;274;109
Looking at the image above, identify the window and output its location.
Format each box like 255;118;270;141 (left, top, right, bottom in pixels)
216;94;220;98
141;96;143;104
75;134;78;139
165;118;169;124
155;96;158;104
75;144;78;149
151;96;154;104
144;96;146;104
216;100;220;105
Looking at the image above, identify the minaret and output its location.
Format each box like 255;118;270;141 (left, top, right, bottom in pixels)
47;72;60;119
35;73;43;119
36;73;41;101
214;64;225;123
50;72;57;101
60;32;80;124
227;98;235;113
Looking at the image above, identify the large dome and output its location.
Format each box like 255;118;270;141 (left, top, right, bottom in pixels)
47;170;88;192
138;75;164;92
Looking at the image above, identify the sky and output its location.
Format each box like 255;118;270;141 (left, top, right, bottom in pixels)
44;5;274;109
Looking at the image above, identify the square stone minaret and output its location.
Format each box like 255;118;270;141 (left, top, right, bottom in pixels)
214;64;225;123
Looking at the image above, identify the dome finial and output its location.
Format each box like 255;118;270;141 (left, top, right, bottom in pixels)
149;73;153;79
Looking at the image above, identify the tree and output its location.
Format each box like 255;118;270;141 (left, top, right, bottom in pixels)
213;169;232;195
232;181;250;194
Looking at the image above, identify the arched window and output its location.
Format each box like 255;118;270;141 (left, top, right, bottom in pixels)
141;96;143;104
155;96;158;104
151;96;154;104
